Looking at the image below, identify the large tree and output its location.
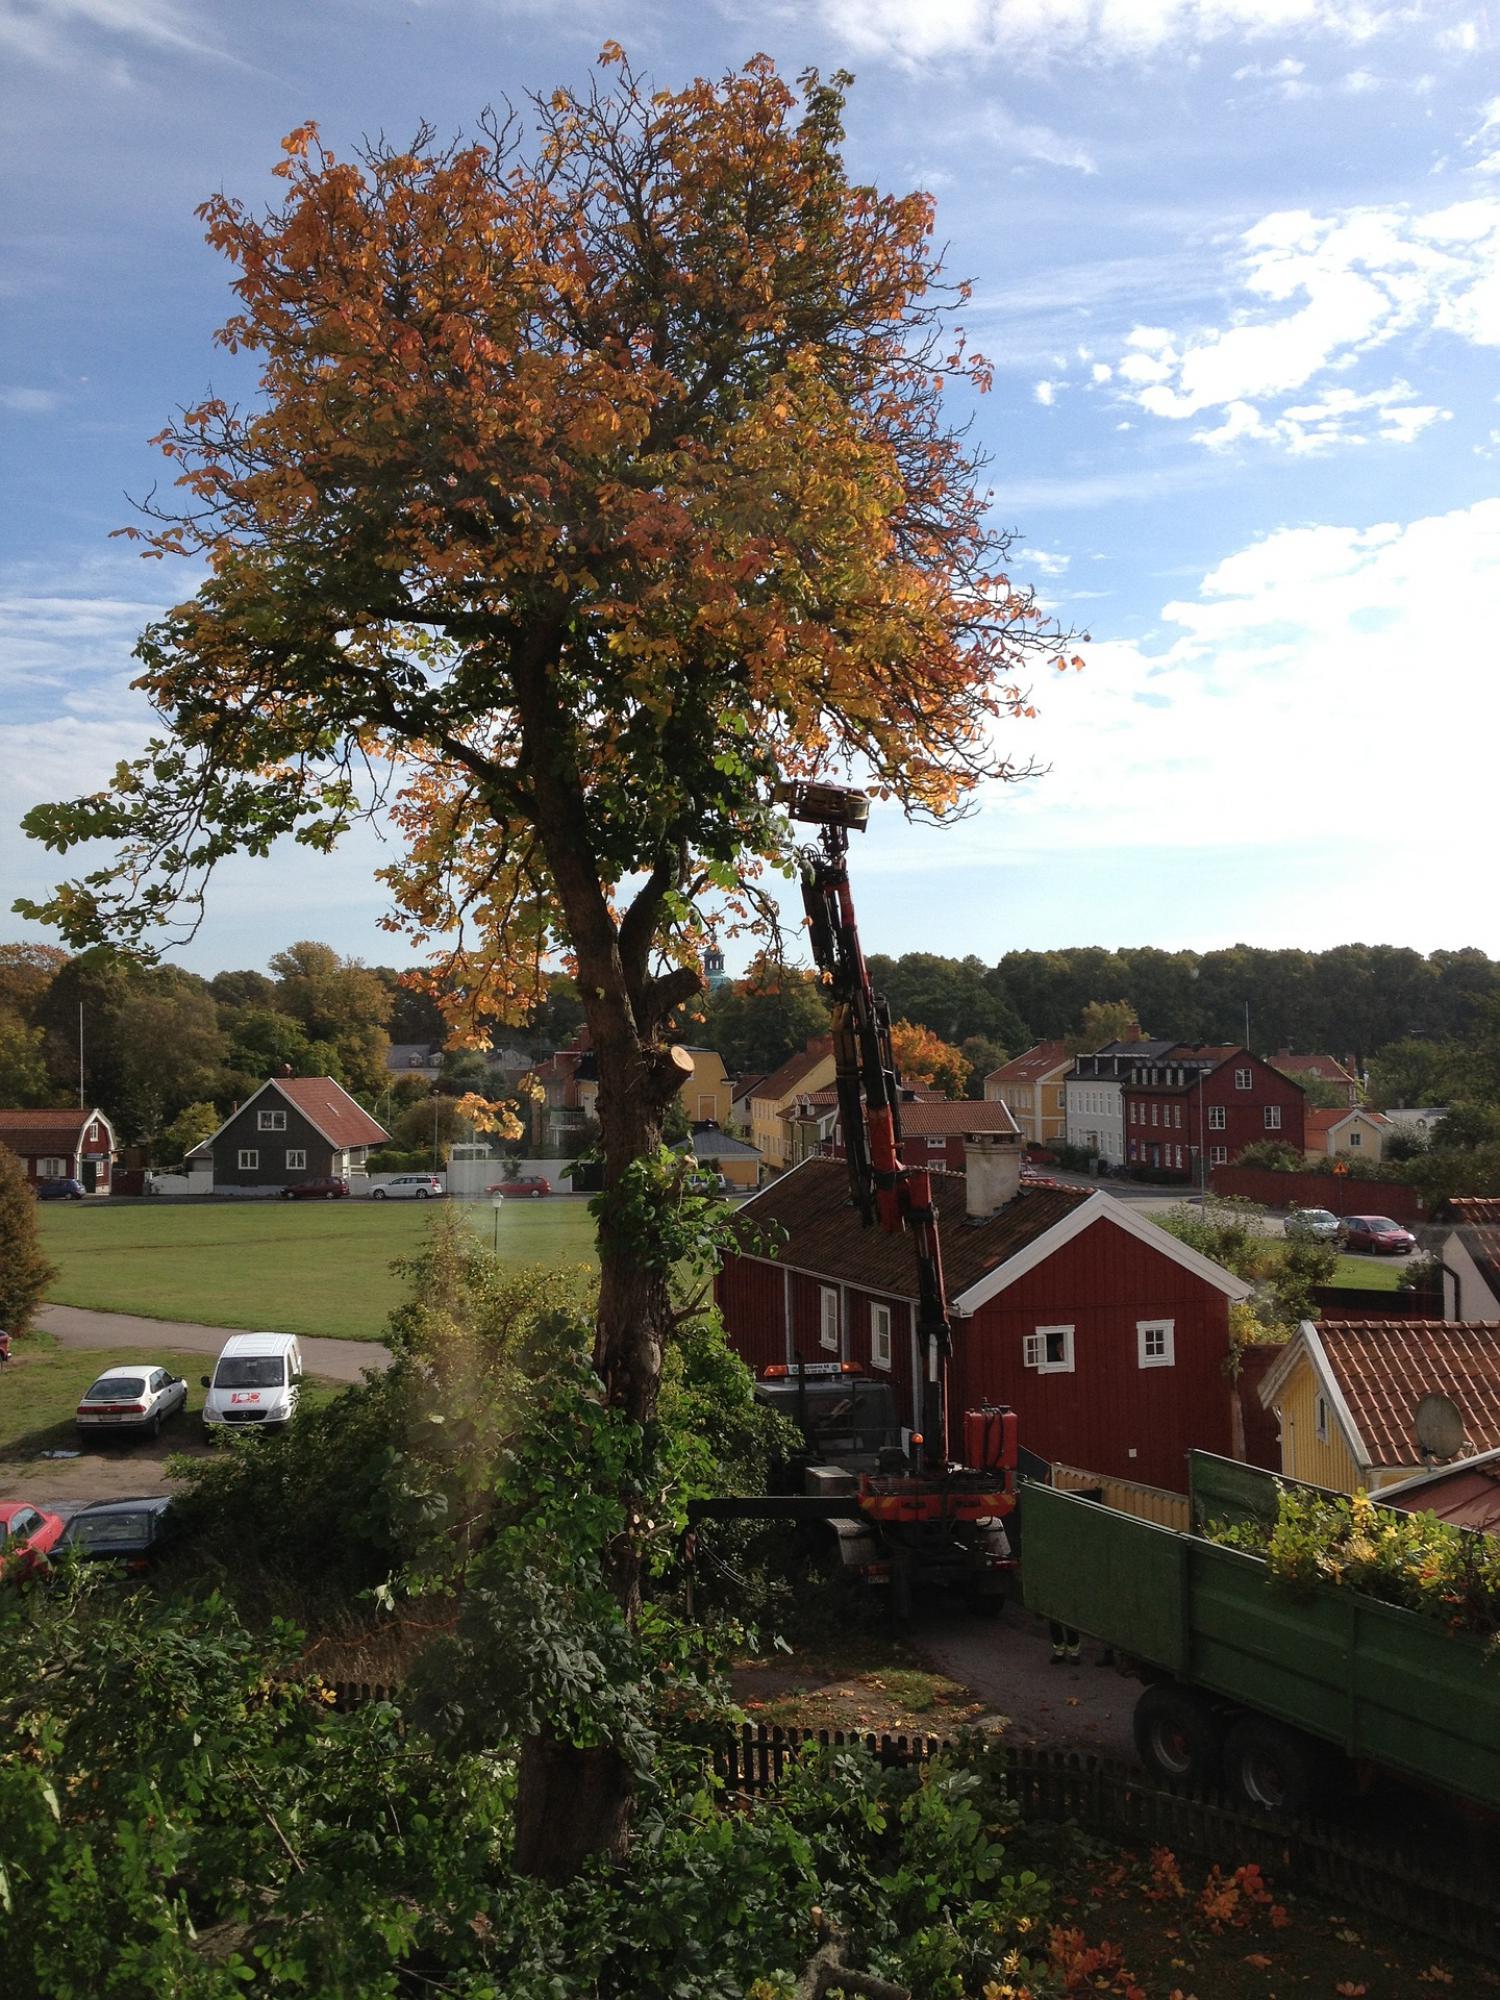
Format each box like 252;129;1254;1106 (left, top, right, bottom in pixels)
20;53;1068;1873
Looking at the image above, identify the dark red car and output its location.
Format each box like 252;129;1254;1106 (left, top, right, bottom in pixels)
280;1177;350;1200
0;1501;65;1581
486;1175;552;1199
1340;1214;1418;1256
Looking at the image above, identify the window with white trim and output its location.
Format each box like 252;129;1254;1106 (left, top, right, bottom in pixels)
285;1149;307;1171
38;1157;67;1179
870;1302;893;1371
1315;1394;1329;1444
1208;1105;1226;1130
819;1286;840;1354
926;1135;947;1151
1264;1105;1281;1130
86;1123;99;1145
1349;1130;1362;1148
1137;1318;1175;1368
1173;1105;1182;1128
258;1108;287;1132
1023;1324;1074;1374
1210;1144;1228;1166
1235;1067;1253;1090
1175;1145;1183;1168
238;1149;259;1171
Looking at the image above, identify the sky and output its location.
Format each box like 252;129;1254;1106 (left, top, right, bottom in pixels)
2;0;1498;984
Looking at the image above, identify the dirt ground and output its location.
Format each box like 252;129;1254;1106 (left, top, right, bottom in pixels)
0;1418;212;1511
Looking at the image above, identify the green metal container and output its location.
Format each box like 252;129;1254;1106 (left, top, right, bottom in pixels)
1020;1467;1500;1814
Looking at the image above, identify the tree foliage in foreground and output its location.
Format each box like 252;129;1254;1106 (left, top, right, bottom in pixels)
0;1141;56;1339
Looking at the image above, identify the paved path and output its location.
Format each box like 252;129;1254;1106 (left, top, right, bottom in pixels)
35;1304;390;1383
913;1605;1136;1761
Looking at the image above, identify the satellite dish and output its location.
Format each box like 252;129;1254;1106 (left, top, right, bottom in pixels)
1414;1394;1465;1463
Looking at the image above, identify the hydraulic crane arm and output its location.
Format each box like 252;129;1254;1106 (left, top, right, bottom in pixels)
776;781;954;1472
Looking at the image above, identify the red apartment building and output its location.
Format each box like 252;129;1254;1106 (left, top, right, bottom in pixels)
1121;1045;1306;1182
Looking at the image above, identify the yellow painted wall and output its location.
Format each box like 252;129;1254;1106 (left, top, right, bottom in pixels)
1271;1352;1362;1491
681;1048;732;1127
750;1052;836;1170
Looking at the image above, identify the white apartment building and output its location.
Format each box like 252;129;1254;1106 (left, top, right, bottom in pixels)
1065;1039;1176;1165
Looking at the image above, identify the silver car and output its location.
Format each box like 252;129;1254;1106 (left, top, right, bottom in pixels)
1285;1206;1340;1243
75;1365;189;1439
370;1173;445;1200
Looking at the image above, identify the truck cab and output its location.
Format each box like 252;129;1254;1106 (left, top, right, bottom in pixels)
753;1361;905;1477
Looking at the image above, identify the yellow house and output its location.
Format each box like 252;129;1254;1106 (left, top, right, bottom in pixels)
983;1041;1071;1148
678;1046;733;1127
748;1036;836;1173
1258;1317;1500;1494
1303;1106;1392;1164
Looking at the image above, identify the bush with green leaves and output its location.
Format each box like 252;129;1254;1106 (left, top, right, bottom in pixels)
0;1139;55;1340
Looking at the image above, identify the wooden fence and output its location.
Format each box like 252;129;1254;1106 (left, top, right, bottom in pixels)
1050;1463;1190;1531
715;1726;1500;1962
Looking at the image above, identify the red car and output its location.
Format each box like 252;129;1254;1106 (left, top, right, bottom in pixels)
486;1175;552;1199
280;1177;350;1200
1340;1214;1418;1256
0;1501;65;1581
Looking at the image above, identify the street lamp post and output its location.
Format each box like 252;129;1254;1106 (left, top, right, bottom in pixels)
491;1192;505;1256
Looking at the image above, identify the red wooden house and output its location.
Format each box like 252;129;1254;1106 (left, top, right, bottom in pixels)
718;1136;1251;1490
0;1107;117;1193
1120;1045;1305;1181
809;1089;1021;1173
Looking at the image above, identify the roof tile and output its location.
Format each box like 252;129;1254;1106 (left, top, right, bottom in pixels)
1315;1319;1500;1467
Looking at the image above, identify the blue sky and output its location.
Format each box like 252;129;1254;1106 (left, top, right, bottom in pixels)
2;0;1498;981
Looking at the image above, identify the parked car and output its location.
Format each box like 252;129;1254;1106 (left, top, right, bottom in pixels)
36;1177;86;1201
201;1332;304;1432
370;1173;444;1200
0;1501;65;1581
485;1174;552;1199
686;1170;730;1197
280;1176;350;1200
58;1497;174;1573
1339;1214;1418;1256
1285;1206;1340;1243
75;1364;189;1439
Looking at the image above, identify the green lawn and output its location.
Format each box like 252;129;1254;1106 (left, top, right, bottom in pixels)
1329;1250;1403;1291
0;1343;345;1462
36;1198;598;1343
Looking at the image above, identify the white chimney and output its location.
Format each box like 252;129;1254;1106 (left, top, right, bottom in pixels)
964;1130;1023;1220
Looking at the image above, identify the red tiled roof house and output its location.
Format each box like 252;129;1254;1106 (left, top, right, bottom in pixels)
0;1107;117;1193
718;1136;1251;1489
188;1077;388;1195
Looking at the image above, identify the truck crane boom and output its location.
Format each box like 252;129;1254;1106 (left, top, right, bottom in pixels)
775;780;955;1472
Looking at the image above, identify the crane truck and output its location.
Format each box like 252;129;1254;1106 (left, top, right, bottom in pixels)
687;781;1019;1619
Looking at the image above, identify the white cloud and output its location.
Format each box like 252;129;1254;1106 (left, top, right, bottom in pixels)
975;498;1500;857
1024;549;1071;576
0;0;230;69
1191;379;1449;452
1106;197;1500;447
817;1;1415;69
984;103;1096;173
1033;379;1058;405
0;387;62;415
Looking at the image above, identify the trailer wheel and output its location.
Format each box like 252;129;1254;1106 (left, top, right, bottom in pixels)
1133;1684;1223;1790
1222;1716;1328;1815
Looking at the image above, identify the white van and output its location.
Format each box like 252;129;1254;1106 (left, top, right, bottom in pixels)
201;1333;304;1432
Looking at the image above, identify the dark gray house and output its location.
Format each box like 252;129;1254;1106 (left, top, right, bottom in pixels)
188;1076;389;1195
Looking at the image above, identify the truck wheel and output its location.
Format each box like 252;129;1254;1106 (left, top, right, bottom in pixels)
1222;1715;1328;1815
1133;1684;1223;1790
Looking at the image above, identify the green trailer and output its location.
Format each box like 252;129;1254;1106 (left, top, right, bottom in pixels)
1020;1452;1500;1815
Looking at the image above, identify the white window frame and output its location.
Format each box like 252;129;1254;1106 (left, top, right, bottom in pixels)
1315;1394;1329;1445
925;1134;947;1151
1210;1144;1228;1166
1208;1105;1226;1130
1235;1066;1253;1090
1264;1105;1282;1130
258;1108;287;1132
1137;1318;1175;1369
870;1302;893;1372
1023;1324;1075;1374
1349;1130;1362;1148
819;1285;840;1354
238;1148;259;1171
38;1157;67;1179
285;1149;307;1171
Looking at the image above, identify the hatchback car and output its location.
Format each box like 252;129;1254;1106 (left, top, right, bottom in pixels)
486;1174;552;1199
75;1364;190;1439
370;1173;444;1200
1340;1214;1418;1256
280;1176;350;1200
59;1497;174;1573
0;1502;65;1581
36;1177;86;1200
1285;1206;1340;1243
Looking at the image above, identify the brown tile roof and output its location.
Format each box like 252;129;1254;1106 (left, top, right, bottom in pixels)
272;1077;389;1149
1315;1320;1500;1467
1306;1107;1388;1135
984;1041;1070;1085
733;1156;1088;1301
1445;1199;1500;1225
1271;1052;1358;1083
752;1037;834;1109
0;1108;109;1155
895;1100;1021;1137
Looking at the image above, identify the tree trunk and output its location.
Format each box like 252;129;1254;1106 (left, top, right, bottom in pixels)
509;949;692;1882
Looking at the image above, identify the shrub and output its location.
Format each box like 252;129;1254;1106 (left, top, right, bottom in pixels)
365;1145;433;1173
0;1141;55;1340
1231;1139;1302;1172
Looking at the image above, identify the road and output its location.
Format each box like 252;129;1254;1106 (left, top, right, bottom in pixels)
913;1604;1136;1761
36;1304;390;1381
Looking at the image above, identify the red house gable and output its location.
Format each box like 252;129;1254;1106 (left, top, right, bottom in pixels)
0;1106;116;1191
718;1158;1249;1489
1122;1045;1305;1181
